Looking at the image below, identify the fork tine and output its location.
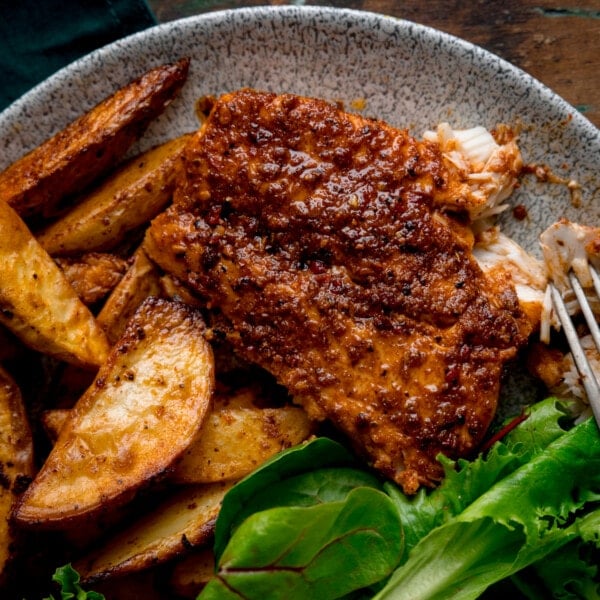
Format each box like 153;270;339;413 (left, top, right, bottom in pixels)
568;268;600;353
549;282;600;425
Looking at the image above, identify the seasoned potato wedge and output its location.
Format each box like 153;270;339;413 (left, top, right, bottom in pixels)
0;59;190;218
168;547;215;598
0;200;110;368
39;386;313;482
97;246;163;344
74;482;231;584
41;384;269;428
0;366;34;581
13;297;214;528
37;134;192;255
56;252;129;306
173;401;313;484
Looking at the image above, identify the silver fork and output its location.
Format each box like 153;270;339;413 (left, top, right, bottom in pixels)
549;263;600;425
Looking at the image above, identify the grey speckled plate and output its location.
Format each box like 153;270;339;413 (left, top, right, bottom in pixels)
0;11;598;595
0;6;598;256
0;6;597;410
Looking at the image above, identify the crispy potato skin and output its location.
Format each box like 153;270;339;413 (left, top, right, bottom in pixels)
13;297;214;528
0;366;34;582
0;59;190;218
96;246;163;345
37;134;192;255
168;547;215;598
0;200;110;368
74;482;231;584
44;388;314;485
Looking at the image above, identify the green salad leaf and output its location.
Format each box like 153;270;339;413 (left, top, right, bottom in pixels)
383;397;573;554
512;535;600;599
213;436;366;561
513;507;600;599
202;437;404;599
373;414;600;599
43;564;105;600
200;398;600;600
200;487;403;600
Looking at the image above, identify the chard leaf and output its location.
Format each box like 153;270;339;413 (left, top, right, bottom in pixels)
228;466;383;520
199;487;403;600
214;437;364;561
374;416;600;600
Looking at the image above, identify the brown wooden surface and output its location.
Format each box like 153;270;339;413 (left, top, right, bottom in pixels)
146;0;600;129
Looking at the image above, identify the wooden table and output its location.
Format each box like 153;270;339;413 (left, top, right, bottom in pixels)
146;0;600;129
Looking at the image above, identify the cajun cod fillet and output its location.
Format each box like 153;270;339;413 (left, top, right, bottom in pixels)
145;89;533;493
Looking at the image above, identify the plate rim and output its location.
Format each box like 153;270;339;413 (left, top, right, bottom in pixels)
1;5;597;139
0;4;597;251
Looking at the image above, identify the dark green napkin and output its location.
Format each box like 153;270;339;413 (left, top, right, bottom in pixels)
0;0;157;111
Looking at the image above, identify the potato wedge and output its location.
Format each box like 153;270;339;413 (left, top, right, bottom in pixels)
37;134;192;255
0;59;190;218
56;252;129;306
38;382;312;486
168;547;215;598
172;400;313;484
74;482;231;584
13;297;214;528
97;246;163;344
0;200;110;368
0;366;34;581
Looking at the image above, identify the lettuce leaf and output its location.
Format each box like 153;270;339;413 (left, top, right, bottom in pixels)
43;564;105;600
384;397;573;555
373;415;600;599
512;534;600;600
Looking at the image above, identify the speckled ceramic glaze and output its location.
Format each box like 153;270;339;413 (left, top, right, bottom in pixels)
1;6;598;247
0;7;598;411
1;6;598;251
